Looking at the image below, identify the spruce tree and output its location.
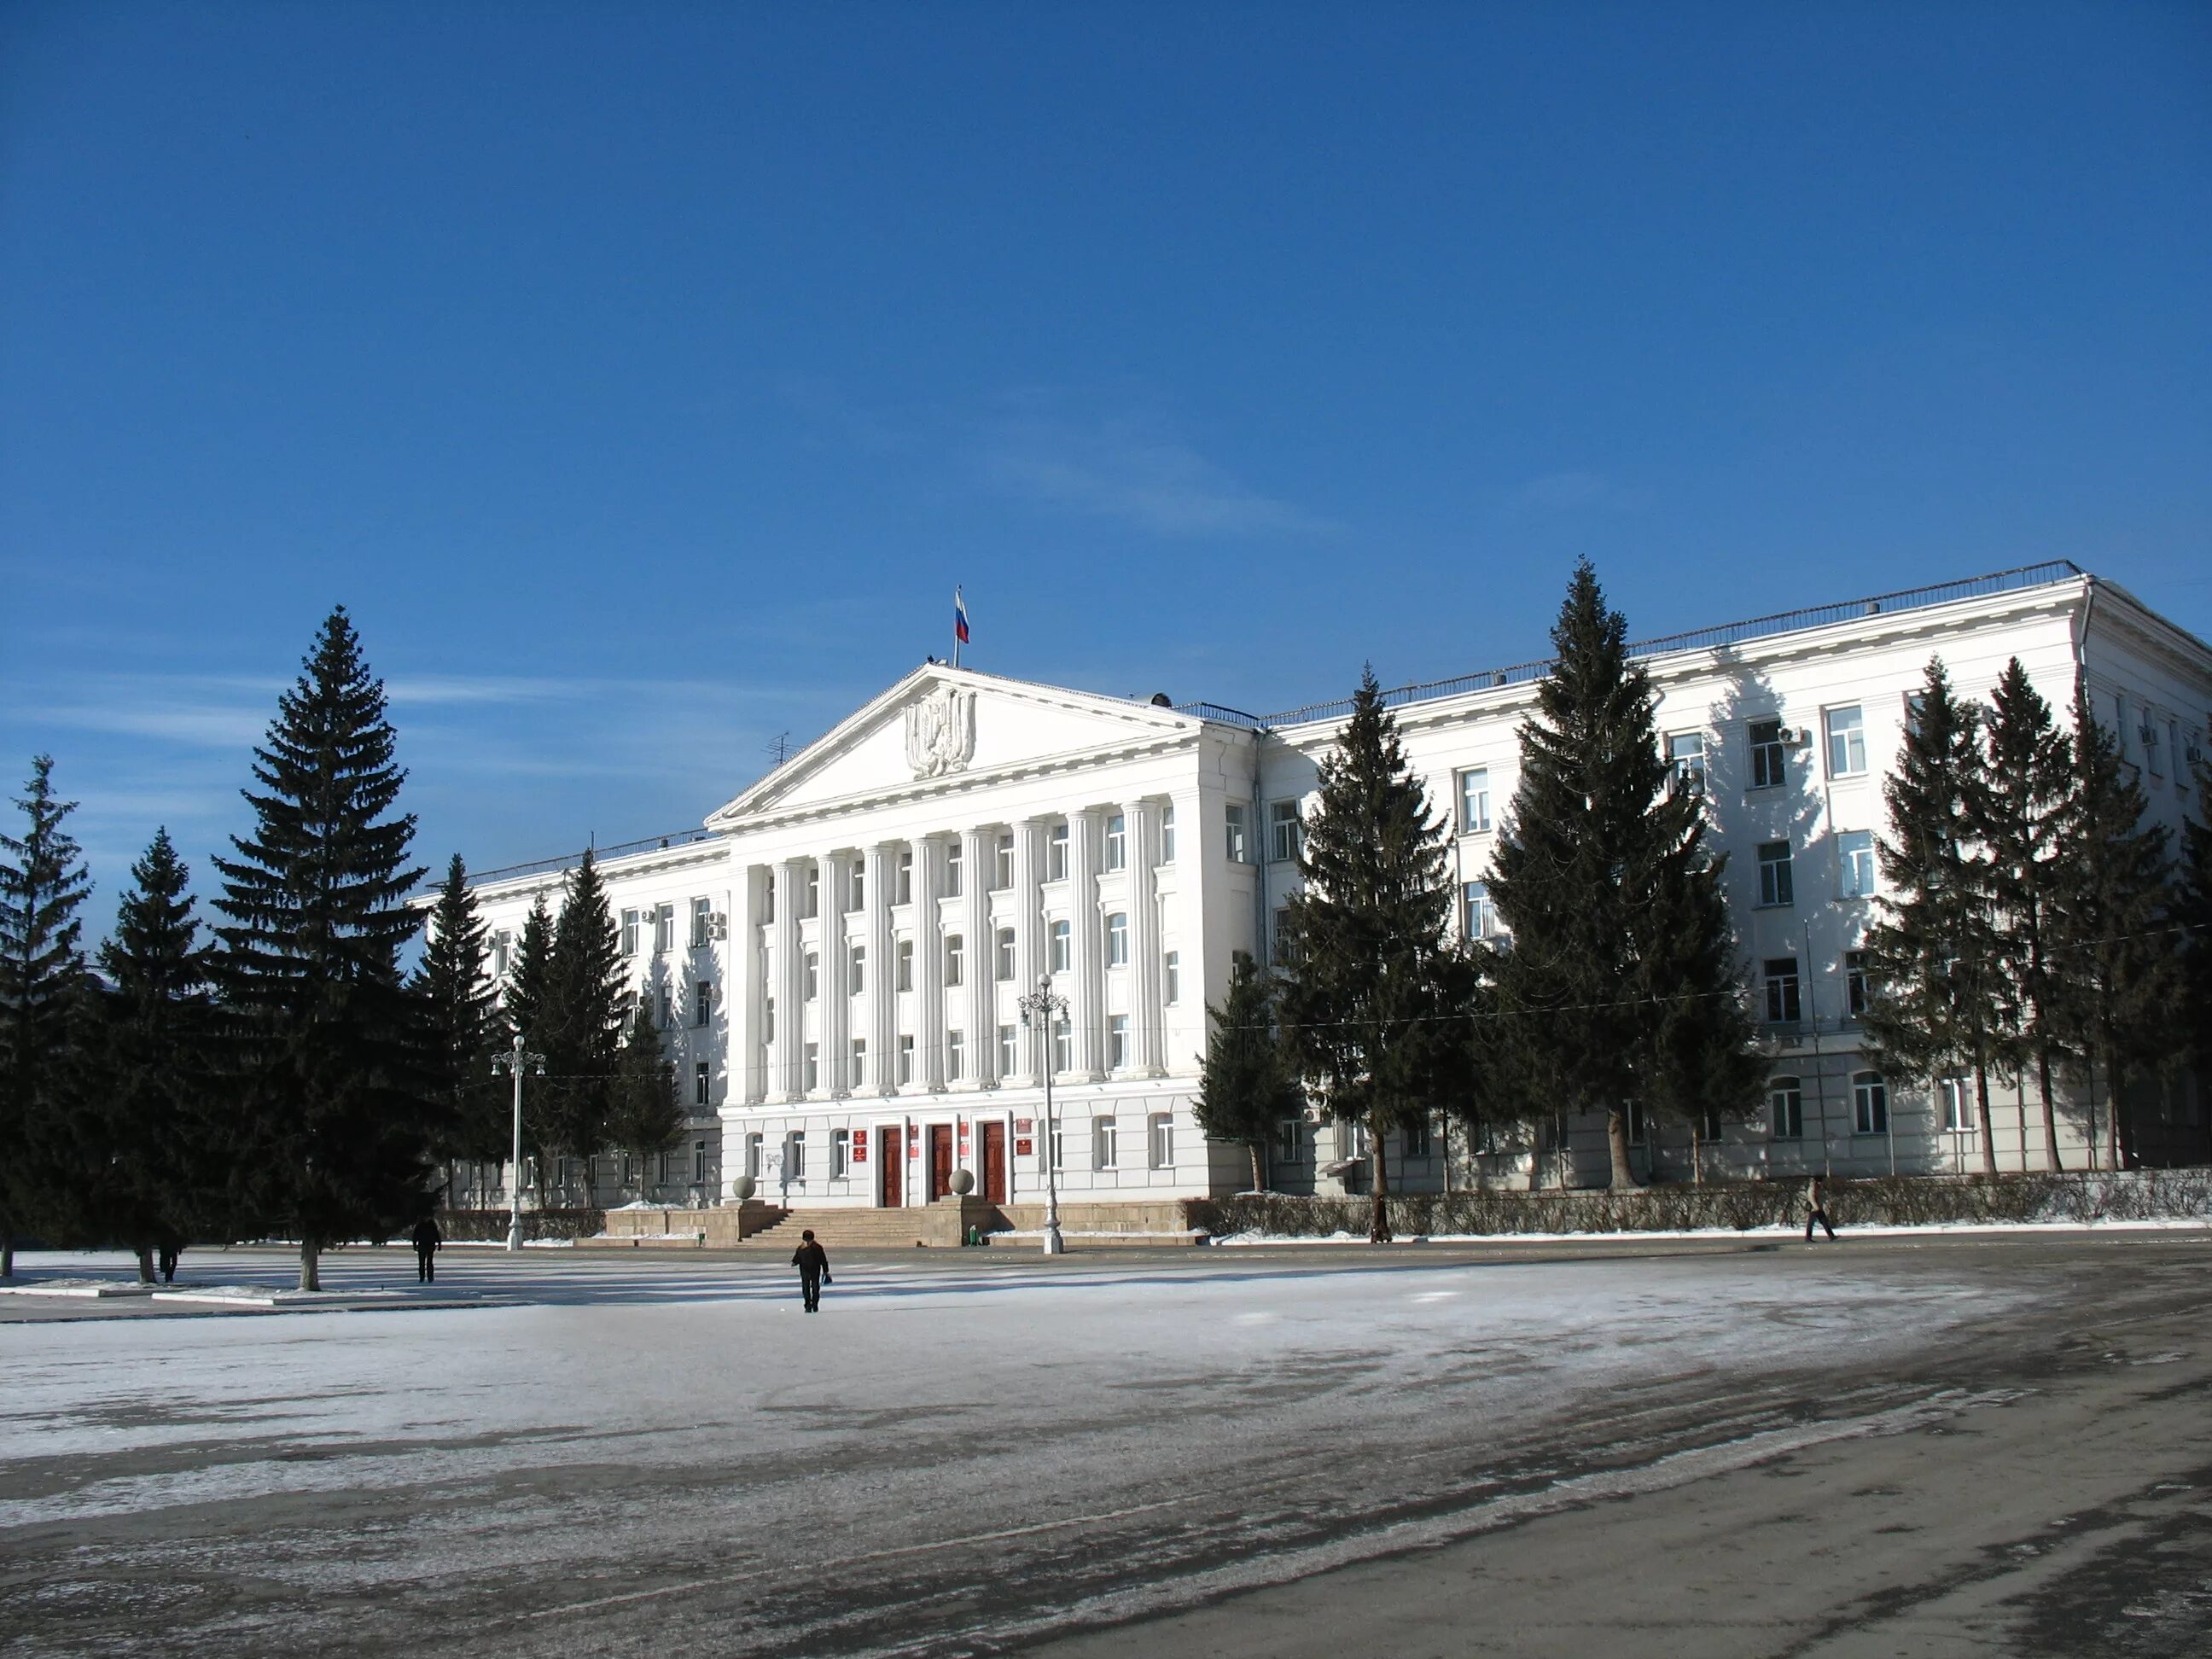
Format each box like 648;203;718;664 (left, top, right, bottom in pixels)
605;1004;684;1200
1861;659;2005;1175
211;608;434;1290
1977;659;2077;1170
537;851;624;1202
0;756;94;1277
1194;951;1307;1193
2049;695;2179;1170
91;830;215;1281
1278;668;1465;1242
414;854;507;1193
2179;759;2212;1158
1485;561;1761;1188
504;891;555;1198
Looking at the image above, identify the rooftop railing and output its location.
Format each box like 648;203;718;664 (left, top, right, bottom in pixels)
463;826;722;891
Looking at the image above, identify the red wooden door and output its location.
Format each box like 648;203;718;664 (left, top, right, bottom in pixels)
981;1122;1007;1204
928;1125;954;1201
881;1128;903;1208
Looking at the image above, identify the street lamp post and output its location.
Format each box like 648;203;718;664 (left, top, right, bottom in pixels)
1017;973;1068;1255
491;1032;545;1254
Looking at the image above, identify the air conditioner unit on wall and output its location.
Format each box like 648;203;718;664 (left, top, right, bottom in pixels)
1778;727;1811;747
707;913;729;940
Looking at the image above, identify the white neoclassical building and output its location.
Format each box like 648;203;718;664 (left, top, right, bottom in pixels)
458;561;2211;1219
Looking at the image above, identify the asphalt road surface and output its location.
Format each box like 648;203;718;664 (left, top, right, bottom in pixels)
3;1233;2208;1657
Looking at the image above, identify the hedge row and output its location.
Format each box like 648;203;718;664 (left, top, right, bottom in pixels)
434;1207;607;1243
1197;1169;2212;1238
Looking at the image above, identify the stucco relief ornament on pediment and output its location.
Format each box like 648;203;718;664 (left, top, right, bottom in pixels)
903;685;977;779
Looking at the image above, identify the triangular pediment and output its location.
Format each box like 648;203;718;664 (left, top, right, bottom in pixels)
706;667;1200;827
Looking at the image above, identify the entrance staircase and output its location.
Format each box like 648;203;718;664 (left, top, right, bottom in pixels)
730;1199;1004;1251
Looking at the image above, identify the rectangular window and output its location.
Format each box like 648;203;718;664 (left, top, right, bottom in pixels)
1941;1075;1974;1133
1270;799;1303;864
1051;919;1072;974
1838;830;1877;898
1826;705;1866;777
848;943;866;995
2145;716;2164;778
1105;912;1129;967
1104;812;1127;870
658;984;672;1027
1273;906;1296;966
1764;958;1801;1026
1047;821;1070;882
896;939;914;991
1625;1102;1647;1146
1275;1117;1303;1163
899;1033;915;1083
848;863;865;912
945;841;963;898
1405;1117;1431;1158
850;1038;867;1086
803;1043;819;1091
694;1061;710;1108
1225;802;1249;864
804;952;819;1001
1052;1016;1072;1074
761;882;776;924
620;908;641;957
1458;768;1492;833
1108;1015;1130;1070
1094;1117;1118;1171
694;981;714;1027
995;927;1016;981
1164;950;1180;1005
1845;951;1869;1022
1668;734;1705;795
491;930;512;977
1757;841;1795;907
1148;1112;1173;1169
654;904;675;954
691;896;713;949
998;1023;1018;1074
804;865;820;919
1049;1122;1065;1171
832;1128;850;1178
1161;803;1177;864
946;1029;964;1081
945;934;963;987
1853;1071;1889;1135
1463;881;1497;940
763;995;774;1043
1770;1077;1803;1138
1749;718;1786;790
695;1138;709;1184
896;850;913;905
994;831;1014;890
788;1132;806;1181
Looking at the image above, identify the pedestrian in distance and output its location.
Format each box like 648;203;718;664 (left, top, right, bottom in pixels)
411;1214;443;1283
1803;1175;1838;1243
792;1228;830;1313
156;1243;181;1284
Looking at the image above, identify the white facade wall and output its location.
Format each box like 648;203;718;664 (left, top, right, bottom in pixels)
460;568;2212;1209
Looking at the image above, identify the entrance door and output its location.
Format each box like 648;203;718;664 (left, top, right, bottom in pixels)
980;1121;1007;1204
928;1124;955;1202
881;1127;903;1208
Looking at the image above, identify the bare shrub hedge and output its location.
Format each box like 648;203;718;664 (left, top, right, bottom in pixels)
434;1207;606;1243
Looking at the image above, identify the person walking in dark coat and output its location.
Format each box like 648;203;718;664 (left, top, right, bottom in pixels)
792;1229;830;1313
411;1215;443;1283
1803;1176;1838;1243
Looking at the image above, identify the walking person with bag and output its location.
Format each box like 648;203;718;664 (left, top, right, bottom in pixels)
792;1229;830;1313
1803;1175;1838;1243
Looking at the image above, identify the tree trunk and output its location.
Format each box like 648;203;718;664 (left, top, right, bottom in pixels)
1368;1120;1392;1243
1;1234;12;1278
1690;1121;1703;1186
2105;1043;2134;1170
298;1239;322;1293
1248;1143;1265;1196
1605;1108;1638;1190
1973;1064;1998;1176
134;1245;155;1285
2037;1049;2061;1172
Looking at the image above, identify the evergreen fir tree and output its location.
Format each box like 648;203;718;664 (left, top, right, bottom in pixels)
537;851;624;1202
1976;659;2076;1170
1278;668;1465;1242
211;608;434;1290
0;756;94;1278
503;891;555;1199
1485;561;1761;1188
605;1004;684;1199
1194;951;1306;1193
90;829;215;1281
413;854;507;1191
2049;694;2180;1170
1860;659;2005;1174
2178;759;2212;1156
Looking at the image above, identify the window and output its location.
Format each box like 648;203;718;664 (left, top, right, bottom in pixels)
1273;906;1296;965
1109;1015;1130;1069
1160;804;1176;864
945;841;963;898
1047;821;1069;881
1853;1071;1889;1135
832;1128;850;1178
1225;802;1249;863
2145;716;2164;778
946;1029;964;1081
848;863;865;912
1838;830;1877;898
995;927;1016;981
761;882;776;924
694;1061;710;1108
945;934;963;987
1104;812;1127;870
998;1023;1018;1074
1270;799;1303;863
1668;734;1706;795
1697;1104;1723;1144
1769;1077;1803;1138
620;908;642;957
1049;1121;1065;1171
694;981;714;1027
1625;1102;1647;1146
850;1038;867;1086
804;865;820;919
787;1132;806;1181
491;930;512;977
1149;1112;1173;1168
695;1138;709;1184
691;897;713;949
994;831;1014;890
848;943;866;995
1051;919;1072;974
1094;1116;1119;1170
1757;841;1795;907
896;850;913;905
1941;1075;1975;1133
746;1132;762;1179
1275;1117;1303;1163
1105;912;1129;967
1749;718;1786;789
1405;1117;1431;1158
658;984;673;1027
763;995;774;1042
1825;706;1866;777
1844;951;1869;1022
1764;957;1801;1026
1164;950;1180;1005
899;1033;915;1084
896;939;914;991
803;1043;819;1091
1052;1016;1072;1074
1458;768;1492;833
1464;882;1497;940
804;952;819;1001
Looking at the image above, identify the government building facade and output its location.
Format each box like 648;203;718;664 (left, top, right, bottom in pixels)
456;562;2211;1220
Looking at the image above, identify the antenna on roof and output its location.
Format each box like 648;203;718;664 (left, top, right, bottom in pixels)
765;731;793;768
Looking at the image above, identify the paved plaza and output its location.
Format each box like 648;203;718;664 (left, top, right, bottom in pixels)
3;1233;2209;1656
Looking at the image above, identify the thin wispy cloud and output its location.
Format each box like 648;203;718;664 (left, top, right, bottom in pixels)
1505;469;1650;515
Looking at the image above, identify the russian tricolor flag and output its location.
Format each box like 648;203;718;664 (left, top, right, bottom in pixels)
954;587;970;646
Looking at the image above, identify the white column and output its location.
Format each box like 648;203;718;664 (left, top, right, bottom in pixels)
822;851;851;1094
1127;798;1163;1075
917;835;948;1090
867;842;898;1095
1013;818;1047;1086
963;826;994;1088
738;864;769;1103
772;859;805;1100
1069;806;1106;1080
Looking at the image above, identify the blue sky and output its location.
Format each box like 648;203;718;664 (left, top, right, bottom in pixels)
3;3;2207;928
